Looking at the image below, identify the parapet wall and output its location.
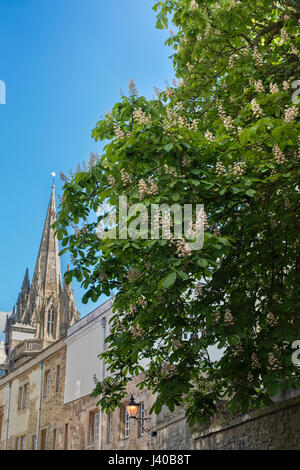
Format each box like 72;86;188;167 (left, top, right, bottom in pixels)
192;395;300;450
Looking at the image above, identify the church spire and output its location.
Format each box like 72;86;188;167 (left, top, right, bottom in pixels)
23;268;30;291
17;268;30;323
31;184;62;297
6;182;80;358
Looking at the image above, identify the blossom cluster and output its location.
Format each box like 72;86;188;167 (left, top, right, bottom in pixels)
251;353;260;369
138;178;159;200
190;0;198;10
214;310;221;324
60;172;69;182
205;130;216;141
127;269;141;282
224;308;234;325
74;225;80;238
290;45;299;57
269;83;280;94
137;296;148;308
253;47;264;67
120;169;132;187
165;87;174;98
160;164;179;178
217;101;234;130
129;304;138;315
216;161;225;176
273;145;287;164
251;98;264;118
107;175;116;186
268;346;283;371
247;372;254;385
227;0;241;11
177;238;192;257
74;224;88;238
267;312;278;327
88;152;99;168
281;28;289;43
284;105;298;123
130;325;143;339
194;282;202;297
133;108;151;126
161;362;177;379
232;161;246;178
185;210;208;242
114;124;125;140
163;106;199;134
153;86;161;97
216;160;246;178
128;78;138;95
182;156;191;167
253;79;265;93
283;80;290;91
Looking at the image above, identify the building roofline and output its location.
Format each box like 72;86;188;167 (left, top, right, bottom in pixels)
66;296;114;338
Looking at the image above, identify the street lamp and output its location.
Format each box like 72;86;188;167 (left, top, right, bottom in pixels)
127;395;140;419
126;395;156;436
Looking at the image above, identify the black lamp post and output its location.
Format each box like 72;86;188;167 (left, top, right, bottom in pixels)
126;395;156;436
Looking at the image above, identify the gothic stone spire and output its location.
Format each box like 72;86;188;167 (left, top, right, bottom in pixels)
17;268;30;323
24;185;80;339
5;185;80;365
31;184;62;297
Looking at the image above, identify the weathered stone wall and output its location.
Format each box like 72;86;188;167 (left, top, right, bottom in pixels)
0;339;66;450
192;395;300;450
148;404;193;450
38;346;67;450
150;414;193;451
105;374;156;451
62;374;157;450
0;384;8;450
2;328;300;451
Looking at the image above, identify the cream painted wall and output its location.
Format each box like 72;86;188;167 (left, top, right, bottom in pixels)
64;318;106;404
8;366;40;438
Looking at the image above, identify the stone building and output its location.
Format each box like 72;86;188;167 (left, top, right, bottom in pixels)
0;184;299;450
1;184;80;374
1;292;300;450
62;297;159;450
0;183;167;450
0;288;194;450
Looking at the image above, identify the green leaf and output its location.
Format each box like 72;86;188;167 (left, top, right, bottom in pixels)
198;258;208;268
161;272;177;289
177;270;189;280
164;143;173;152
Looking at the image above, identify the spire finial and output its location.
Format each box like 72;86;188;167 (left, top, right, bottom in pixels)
51;171;56;187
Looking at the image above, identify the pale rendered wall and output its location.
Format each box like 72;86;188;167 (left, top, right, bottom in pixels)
7;366;40;443
64;319;105;403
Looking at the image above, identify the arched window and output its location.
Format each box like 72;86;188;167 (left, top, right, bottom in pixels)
47;306;55;337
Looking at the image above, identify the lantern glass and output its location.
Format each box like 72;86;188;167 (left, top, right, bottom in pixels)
127;395;139;418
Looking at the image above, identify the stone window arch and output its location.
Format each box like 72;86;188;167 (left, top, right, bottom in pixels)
47;305;55;337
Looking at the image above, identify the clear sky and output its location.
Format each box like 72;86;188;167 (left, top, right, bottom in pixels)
0;0;175;338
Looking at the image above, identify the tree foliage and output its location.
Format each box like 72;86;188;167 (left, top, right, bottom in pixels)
54;0;300;425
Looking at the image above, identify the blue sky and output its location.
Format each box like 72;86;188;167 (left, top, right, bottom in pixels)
0;0;175;338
